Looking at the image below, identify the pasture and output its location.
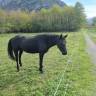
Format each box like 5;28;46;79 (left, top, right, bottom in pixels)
0;31;96;96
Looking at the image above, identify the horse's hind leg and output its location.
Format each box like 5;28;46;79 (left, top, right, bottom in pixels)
14;50;19;72
19;50;23;67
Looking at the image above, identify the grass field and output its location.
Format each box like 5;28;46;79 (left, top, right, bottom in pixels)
0;31;96;96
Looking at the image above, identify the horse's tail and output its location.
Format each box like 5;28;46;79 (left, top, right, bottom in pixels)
8;39;15;61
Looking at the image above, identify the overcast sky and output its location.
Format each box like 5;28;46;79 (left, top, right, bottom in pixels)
61;0;96;18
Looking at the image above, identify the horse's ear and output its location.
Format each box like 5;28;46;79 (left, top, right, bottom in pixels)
60;34;63;39
64;34;68;38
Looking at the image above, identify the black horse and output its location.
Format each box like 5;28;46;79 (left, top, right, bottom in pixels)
8;34;68;73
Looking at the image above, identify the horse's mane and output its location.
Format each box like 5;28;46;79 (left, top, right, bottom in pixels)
34;34;59;38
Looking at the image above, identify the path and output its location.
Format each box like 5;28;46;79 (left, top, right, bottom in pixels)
85;34;96;64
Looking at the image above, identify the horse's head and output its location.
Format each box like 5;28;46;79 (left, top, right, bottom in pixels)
57;34;68;55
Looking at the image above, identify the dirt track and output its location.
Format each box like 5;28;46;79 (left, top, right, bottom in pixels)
85;34;96;64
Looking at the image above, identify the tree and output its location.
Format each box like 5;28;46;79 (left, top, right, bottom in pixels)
92;17;96;26
75;2;86;29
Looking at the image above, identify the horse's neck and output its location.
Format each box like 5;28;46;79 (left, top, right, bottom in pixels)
47;36;58;48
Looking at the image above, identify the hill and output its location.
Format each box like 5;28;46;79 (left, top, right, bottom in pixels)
0;0;66;11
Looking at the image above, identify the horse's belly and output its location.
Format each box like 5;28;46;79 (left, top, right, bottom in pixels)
23;47;39;53
24;50;38;53
20;43;39;53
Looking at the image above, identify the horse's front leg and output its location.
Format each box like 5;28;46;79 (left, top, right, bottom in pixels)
39;53;44;73
14;50;19;72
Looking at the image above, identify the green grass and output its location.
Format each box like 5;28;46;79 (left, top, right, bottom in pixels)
0;31;96;96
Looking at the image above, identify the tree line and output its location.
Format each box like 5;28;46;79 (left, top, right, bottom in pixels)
0;2;86;33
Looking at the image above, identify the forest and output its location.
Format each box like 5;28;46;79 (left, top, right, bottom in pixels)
0;2;86;33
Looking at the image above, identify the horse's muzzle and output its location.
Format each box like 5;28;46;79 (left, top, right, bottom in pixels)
62;52;67;55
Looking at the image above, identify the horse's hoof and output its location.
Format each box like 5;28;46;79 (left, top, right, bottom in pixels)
40;70;43;74
20;65;22;67
39;69;43;73
17;70;19;72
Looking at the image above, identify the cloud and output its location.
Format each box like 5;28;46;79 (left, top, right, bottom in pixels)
85;5;96;18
